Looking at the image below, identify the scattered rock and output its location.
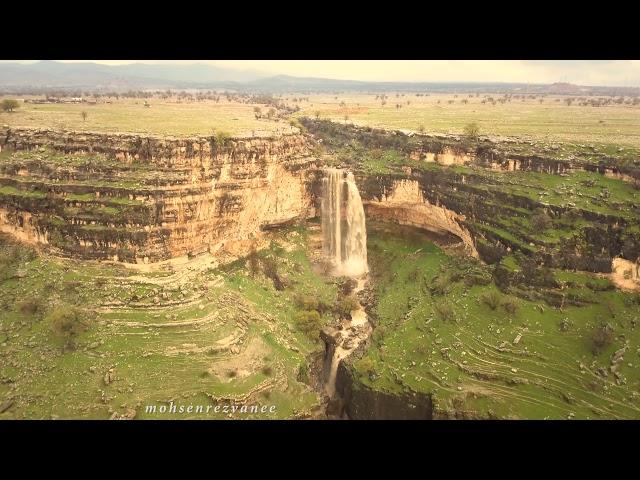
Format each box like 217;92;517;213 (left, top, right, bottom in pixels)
103;369;115;386
14;270;27;279
0;399;14;413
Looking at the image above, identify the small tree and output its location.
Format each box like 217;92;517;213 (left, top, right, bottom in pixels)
18;296;47;319
502;298;519;315
214;130;231;147
47;305;89;351
591;322;614;355
1;99;20;113
434;301;455;322
463;122;480;140
480;291;502;310
295;293;320;312
314;110;321;120
253;106;262;119
81;111;88;122
260;256;285;291
294;310;322;338
531;209;552;231
247;248;260;277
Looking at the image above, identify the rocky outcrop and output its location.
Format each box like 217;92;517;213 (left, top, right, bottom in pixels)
0;127;318;262
611;257;640;291
335;357;433;420
360;178;479;258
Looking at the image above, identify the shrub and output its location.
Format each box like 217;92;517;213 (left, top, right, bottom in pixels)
46;305;89;350
591;322;614;355
531;210;552;231
213;130;232;147
246;248;260;277
260;256;285;290
480;291;502;310
18;297;47;319
463;122;480;140
434;301;455;322
334;295;359;319
294;310;322;338
429;274;453;296
294;293;319;312
358;357;376;376
502;298;519;315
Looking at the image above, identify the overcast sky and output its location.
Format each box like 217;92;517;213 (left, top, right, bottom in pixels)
6;60;640;86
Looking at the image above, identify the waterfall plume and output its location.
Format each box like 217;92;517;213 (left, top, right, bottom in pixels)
321;168;368;277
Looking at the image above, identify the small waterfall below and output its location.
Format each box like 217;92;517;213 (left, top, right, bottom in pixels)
321;168;368;277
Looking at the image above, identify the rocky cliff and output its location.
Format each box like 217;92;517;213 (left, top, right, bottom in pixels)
0;127;318;262
359;178;479;258
303;119;640;276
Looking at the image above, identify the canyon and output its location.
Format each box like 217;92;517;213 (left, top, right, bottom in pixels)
1;119;640;420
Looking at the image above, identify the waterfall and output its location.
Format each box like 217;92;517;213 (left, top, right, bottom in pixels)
321;168;368;277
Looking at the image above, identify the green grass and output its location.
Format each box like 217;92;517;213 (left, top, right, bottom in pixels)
0;185;46;199
0;228;331;420
353;223;640;419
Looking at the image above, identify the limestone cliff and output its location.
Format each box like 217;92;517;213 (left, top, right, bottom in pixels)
0;127;318;262
361;178;479;257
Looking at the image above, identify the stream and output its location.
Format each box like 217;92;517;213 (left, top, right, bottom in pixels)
323;275;372;400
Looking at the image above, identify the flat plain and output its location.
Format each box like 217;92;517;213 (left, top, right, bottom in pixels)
0;97;293;137
290;93;640;150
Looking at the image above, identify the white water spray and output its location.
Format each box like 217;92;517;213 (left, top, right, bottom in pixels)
321;168;368;277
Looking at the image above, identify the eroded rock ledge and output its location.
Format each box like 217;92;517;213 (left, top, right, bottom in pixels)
0;127;318;262
361;178;479;258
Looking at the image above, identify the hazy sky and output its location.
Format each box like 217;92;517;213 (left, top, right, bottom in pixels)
7;60;640;86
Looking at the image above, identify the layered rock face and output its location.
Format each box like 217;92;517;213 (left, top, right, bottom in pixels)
304;119;640;274
360;178;479;258
0;127;317;262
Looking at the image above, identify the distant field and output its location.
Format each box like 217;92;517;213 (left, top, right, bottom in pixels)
2;93;640;149
291;93;640;149
0;98;294;137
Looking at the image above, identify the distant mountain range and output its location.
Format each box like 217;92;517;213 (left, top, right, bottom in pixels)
1;61;638;95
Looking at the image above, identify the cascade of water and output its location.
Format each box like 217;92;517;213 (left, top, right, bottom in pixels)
321;168;368;277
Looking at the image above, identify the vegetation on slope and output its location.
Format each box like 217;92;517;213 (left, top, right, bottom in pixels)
351;223;640;419
0;228;338;419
